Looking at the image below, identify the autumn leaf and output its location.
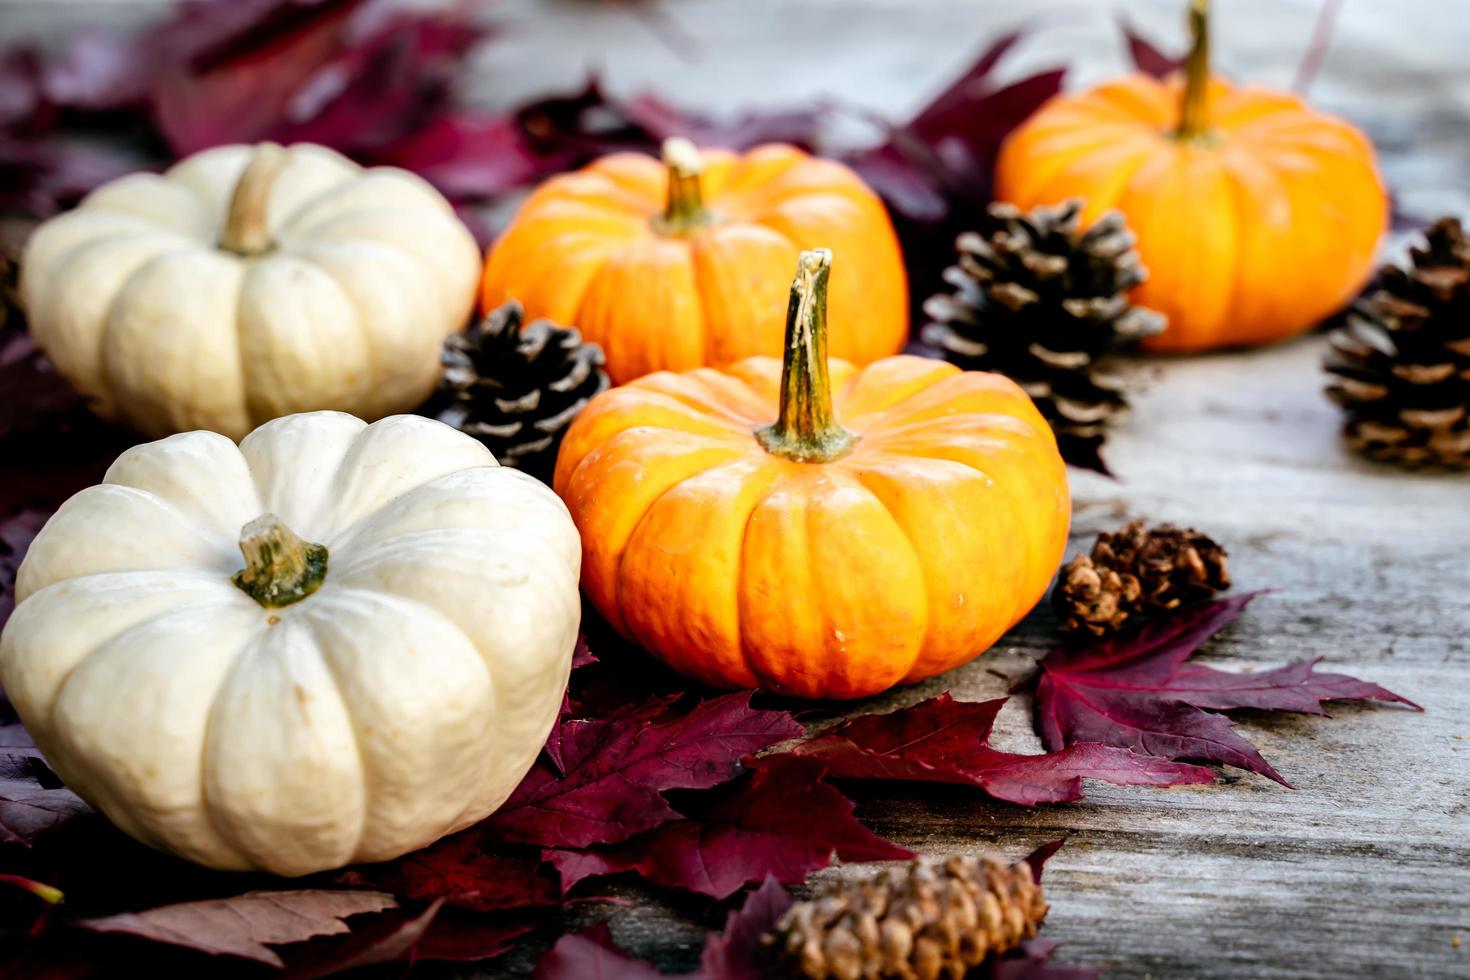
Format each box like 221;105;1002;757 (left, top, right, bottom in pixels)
1034;594;1420;784
698;875;793;980
0;724;92;847
546;755;913;900
337;833;560;913
534;922;664;980
1121;19;1184;78
787;694;1214;805
486;693;802;849
74;890;398;967
409;911;545;964
844;32;1065;324
281;898;444;979
991;938;1100;980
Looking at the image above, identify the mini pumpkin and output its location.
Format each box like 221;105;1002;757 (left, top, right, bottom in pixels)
555;250;1070;700
481;139;907;384
0;413;580;875
995;0;1386;351
21;142;481;439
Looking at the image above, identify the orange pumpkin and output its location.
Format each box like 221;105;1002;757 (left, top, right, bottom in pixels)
555;249;1070;699
481;139;907;383
995;0;1386;351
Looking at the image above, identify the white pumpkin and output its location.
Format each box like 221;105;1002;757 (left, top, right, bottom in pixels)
20;142;481;440
0;412;580;875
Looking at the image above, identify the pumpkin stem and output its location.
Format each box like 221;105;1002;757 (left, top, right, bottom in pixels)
1175;0;1213;141
232;514;329;609
756;249;857;463
220;142;289;256
658;137;712;232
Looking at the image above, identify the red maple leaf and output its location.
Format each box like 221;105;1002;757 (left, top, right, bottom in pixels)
75;890;398;966
533;922;664;980
1034;594;1419;785
486;693;802;849
786;694;1213;805
337;833;559;913
545;756;913;900
698;875;793;980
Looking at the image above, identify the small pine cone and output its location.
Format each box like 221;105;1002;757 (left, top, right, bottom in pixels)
922;200;1164;471
772;854;1047;980
1053;519;1229;638
1325;216;1470;468
433;301;609;481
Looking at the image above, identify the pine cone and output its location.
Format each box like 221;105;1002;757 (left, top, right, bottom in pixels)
1325;216;1470;468
772;854;1047;980
1053;519;1229;638
433;302;609;481
922;200;1164;471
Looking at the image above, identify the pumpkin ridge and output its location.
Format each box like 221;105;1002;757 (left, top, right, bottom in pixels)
57;600;262;868
291;608;373;863
844;468;934;684
98;245;238;432
626;375;774;431
304;587;467;858
620;457;775;689
199;619;360;872
859;436;1060;635
289;206;472;307
611;460;730;661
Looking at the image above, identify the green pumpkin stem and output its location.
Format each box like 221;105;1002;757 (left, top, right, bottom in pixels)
221;142;289;256
659;137;712;232
756;249;858;463
1175;0;1213;142
232;514;328;609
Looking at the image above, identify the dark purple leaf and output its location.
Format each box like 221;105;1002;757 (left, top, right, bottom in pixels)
1122;21;1183;78
0;724;92;846
337;833;560;912
410;911;544;963
697;875;792;980
282;898;443;980
534;922;664;980
75;890;398;967
546;756;913;900
1023;839;1065;884
989;938;1100;980
789;694;1213;805
486;693;802;849
1035;594;1419;784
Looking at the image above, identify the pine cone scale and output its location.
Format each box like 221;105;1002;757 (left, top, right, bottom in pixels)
432;301;609;480
772;854;1047;980
1054;519;1229;638
922;199;1164;471
1326;216;1470;468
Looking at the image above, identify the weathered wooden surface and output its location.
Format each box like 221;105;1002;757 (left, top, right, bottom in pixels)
7;0;1469;976
460;2;1470;977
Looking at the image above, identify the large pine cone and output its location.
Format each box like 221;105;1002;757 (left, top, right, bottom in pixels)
1053;519;1230;638
922;200;1164;472
433;302;609;481
773;854;1047;980
1325;216;1470;468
